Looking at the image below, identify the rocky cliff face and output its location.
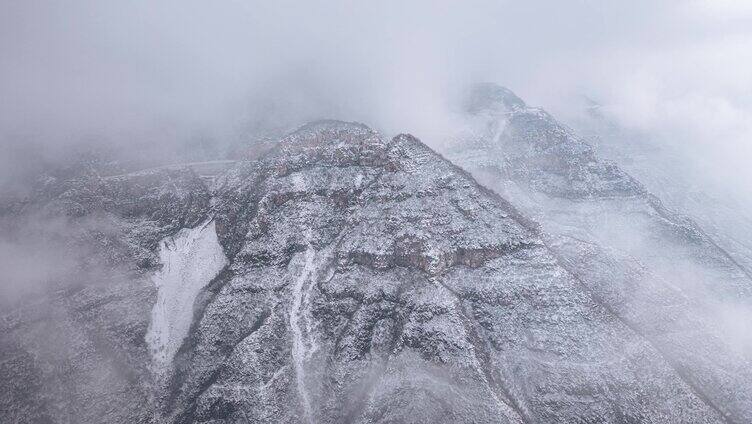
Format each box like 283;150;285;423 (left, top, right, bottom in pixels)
445;83;752;423
1;167;211;423
0;117;748;423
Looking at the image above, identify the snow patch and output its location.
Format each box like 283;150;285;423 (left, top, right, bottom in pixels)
146;220;227;368
291;172;306;192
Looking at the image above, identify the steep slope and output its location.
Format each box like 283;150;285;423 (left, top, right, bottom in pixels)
445;84;752;423
163;121;724;423
0;119;740;423
574;102;752;291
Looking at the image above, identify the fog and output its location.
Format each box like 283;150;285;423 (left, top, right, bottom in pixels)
3;1;751;188
2;0;752;330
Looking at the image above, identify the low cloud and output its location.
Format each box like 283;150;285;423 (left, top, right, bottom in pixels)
1;1;751;203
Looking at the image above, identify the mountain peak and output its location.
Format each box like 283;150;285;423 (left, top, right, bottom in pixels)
465;83;526;114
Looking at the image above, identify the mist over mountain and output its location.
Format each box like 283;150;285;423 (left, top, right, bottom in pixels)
2;2;751;423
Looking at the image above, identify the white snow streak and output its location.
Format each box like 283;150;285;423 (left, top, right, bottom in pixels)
146;220;227;369
290;233;318;424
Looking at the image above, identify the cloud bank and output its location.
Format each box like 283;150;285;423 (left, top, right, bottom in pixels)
1;1;751;199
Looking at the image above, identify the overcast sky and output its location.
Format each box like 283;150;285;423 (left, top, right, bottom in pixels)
2;1;751;192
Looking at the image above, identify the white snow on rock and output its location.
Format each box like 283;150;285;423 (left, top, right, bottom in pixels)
290;246;317;423
146;220;227;368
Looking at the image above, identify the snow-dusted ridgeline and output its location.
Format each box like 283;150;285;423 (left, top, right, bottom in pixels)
146;220;227;369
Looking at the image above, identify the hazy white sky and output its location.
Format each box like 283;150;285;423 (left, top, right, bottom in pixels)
1;1;751;188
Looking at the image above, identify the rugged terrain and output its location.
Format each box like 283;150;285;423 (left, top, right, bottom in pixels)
1;102;750;423
445;84;752;423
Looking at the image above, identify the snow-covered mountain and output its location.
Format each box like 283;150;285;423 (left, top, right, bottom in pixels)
1;91;751;423
444;83;752;423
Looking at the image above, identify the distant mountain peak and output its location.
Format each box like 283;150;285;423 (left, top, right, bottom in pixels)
465;83;527;114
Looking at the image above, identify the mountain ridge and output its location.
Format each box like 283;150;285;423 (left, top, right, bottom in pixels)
1;108;749;423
